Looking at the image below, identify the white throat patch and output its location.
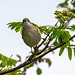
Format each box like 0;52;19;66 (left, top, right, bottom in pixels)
22;22;32;28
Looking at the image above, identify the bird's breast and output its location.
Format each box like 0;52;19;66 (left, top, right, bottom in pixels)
22;25;41;47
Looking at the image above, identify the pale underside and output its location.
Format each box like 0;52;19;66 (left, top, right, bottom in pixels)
22;25;41;47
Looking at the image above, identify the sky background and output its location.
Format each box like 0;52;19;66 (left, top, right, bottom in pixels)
0;0;75;75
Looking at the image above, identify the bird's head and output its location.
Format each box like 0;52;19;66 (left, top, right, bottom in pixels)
22;18;32;28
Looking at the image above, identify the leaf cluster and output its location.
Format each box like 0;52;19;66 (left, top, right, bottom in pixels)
0;54;17;68
50;28;75;60
51;29;72;44
54;9;75;25
58;0;75;8
7;22;22;32
58;0;75;14
58;0;68;7
71;0;75;7
0;54;25;75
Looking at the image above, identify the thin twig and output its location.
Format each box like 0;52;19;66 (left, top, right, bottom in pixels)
54;21;58;27
36;38;52;55
10;54;13;58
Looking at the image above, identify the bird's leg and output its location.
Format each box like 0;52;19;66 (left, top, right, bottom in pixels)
41;38;45;40
34;45;39;53
31;47;32;53
31;47;34;54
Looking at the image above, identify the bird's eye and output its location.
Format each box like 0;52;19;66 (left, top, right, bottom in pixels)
23;20;26;23
25;20;26;22
27;20;30;22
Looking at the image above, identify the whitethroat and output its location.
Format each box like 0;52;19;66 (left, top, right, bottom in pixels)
22;18;41;52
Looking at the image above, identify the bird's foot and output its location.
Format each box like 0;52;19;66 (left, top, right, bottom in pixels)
31;51;35;55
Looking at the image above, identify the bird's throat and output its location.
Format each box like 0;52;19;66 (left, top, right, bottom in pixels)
22;22;32;28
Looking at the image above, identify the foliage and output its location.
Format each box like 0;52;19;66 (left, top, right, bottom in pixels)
1;67;22;75
0;54;23;75
0;0;75;75
58;0;68;7
74;48;75;56
38;58;51;67
59;48;64;56
0;54;17;68
71;24;75;30
71;0;75;7
7;22;22;32
36;67;42;75
68;48;72;60
54;9;75;25
50;29;72;44
58;0;75;14
55;0;75;60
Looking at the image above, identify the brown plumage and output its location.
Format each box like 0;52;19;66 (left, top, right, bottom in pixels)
22;18;41;48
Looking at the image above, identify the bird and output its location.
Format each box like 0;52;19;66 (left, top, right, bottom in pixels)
22;18;41;53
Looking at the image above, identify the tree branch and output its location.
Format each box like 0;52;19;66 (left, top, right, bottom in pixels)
0;35;75;75
36;38;52;55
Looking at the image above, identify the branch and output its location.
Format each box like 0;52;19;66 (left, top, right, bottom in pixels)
0;35;75;75
36;38;52;55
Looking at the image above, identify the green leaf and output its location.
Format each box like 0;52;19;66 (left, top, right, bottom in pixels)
69;44;75;46
38;58;51;67
20;27;23;35
51;29;72;47
71;0;74;3
74;48;75;57
59;48;64;56
45;58;51;67
38;26;47;34
32;23;38;28
32;23;52;34
50;29;60;40
71;0;75;7
68;48;72;60
44;42;48;45
57;30;72;47
36;67;42;75
0;54;17;68
50;29;72;47
38;58;44;63
58;0;68;7
7;22;22;32
72;9;75;14
53;40;59;46
71;25;75;30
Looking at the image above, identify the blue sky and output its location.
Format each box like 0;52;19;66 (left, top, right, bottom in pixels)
0;0;75;75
